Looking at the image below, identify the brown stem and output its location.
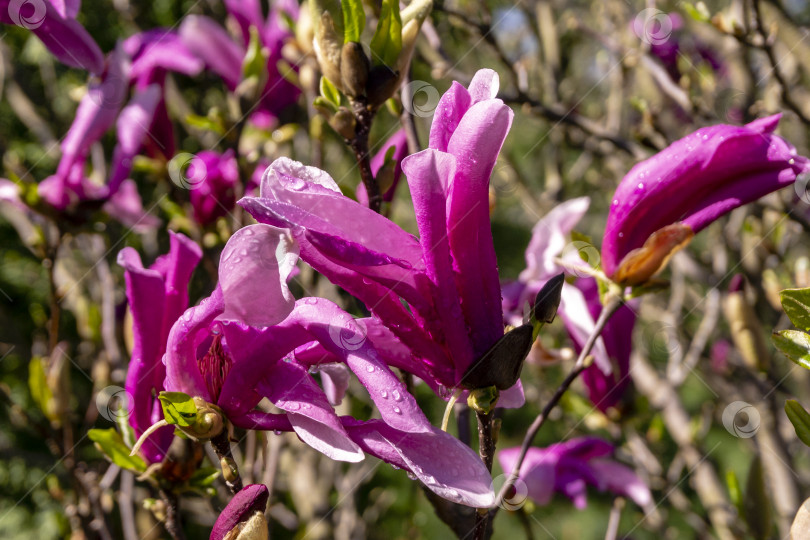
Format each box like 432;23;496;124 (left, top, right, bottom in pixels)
348;98;381;213
159;488;186;540
492;295;623;515
473;410;496;540
211;431;243;494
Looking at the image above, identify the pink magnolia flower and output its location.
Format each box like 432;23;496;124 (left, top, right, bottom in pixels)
240;69;525;405
210;484;268;540
498;437;651;509
118;232;202;464
186;150;240;227
602;114;810;285
161;224;494;506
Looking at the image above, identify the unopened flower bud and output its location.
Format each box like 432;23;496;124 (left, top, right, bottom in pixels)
313;12;343;91
366;65;400;108
460;324;534;390
211;484;269;540
340;42;370;98
329;108;357;139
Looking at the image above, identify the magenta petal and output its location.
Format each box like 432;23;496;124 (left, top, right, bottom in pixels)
219;224;298;327
256;363;363;462
19;2;104;73
601;114;810;276
210;484;269;540
58;45;129;179
589;459;652;507
109;84;162;194
317;363;351;406
163;288;225;401
282;299;433;434
498;447;556;505
402;149;475;376
345;419;495;507
179;15;244;90
445;99;513;357
118;248;169;463
466;69;500;104
229;410;293;431
428;81;471;152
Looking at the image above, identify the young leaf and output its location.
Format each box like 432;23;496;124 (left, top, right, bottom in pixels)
320;76;341;107
158;392;197;427
188;467;221;489
780;288;810;332
28;357;54;421
88;428;147;473
369;0;402;67
785;400;810;447
341;0;365;43
772;329;810;370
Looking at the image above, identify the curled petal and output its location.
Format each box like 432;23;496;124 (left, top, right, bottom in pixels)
219;224;298;327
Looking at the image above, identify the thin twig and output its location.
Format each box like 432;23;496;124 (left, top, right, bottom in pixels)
492;295;623;513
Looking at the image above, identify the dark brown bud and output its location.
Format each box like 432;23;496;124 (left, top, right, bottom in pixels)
533;273;565;324
366;65;400;108
340;42;370;98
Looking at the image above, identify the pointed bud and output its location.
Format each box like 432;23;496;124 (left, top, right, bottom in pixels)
313;11;344;91
532;273;565;325
340;42;370;98
210;484;269;540
460;324;534;390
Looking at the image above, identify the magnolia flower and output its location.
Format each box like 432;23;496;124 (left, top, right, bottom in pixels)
210;484;268;540
118;232;202;464
565;278;636;414
498;437;651;510
187;151;240;226
240;70;525;405
179;0;299;126
0;0;104;73
160;224;494;506
602;114;810;285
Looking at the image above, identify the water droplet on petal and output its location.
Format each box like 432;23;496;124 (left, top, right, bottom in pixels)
366;365;375;373
273;430;282;436
287;402;300;411
393;406;401;414
381;390;388;399
392;390;402;402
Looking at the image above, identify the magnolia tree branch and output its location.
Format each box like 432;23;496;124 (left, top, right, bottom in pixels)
211;431;244;495
349;98;382;213
473;410;496;540
492;295;623;515
159;488;186;540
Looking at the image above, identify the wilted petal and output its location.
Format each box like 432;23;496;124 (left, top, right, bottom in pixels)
345;419;496;507
219;224;298;327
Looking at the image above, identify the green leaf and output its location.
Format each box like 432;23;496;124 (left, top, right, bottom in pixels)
785;400;810;447
341;0;365;43
320;76;341;107
780;288;810;332
772;329;810;370
158;392;197;427
242;26;268;81
369;0;402;67
743;455;773;540
88;429;147;473
188;467;220;488
28;357;53;420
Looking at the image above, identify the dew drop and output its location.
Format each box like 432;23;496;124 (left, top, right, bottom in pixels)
305;297;318;305
381;390;388;399
393;406;401;414
287;402;300;411
288;177;307;191
392;389;402;402
637;183;644;189
366;365;375;373
273;430;282;436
